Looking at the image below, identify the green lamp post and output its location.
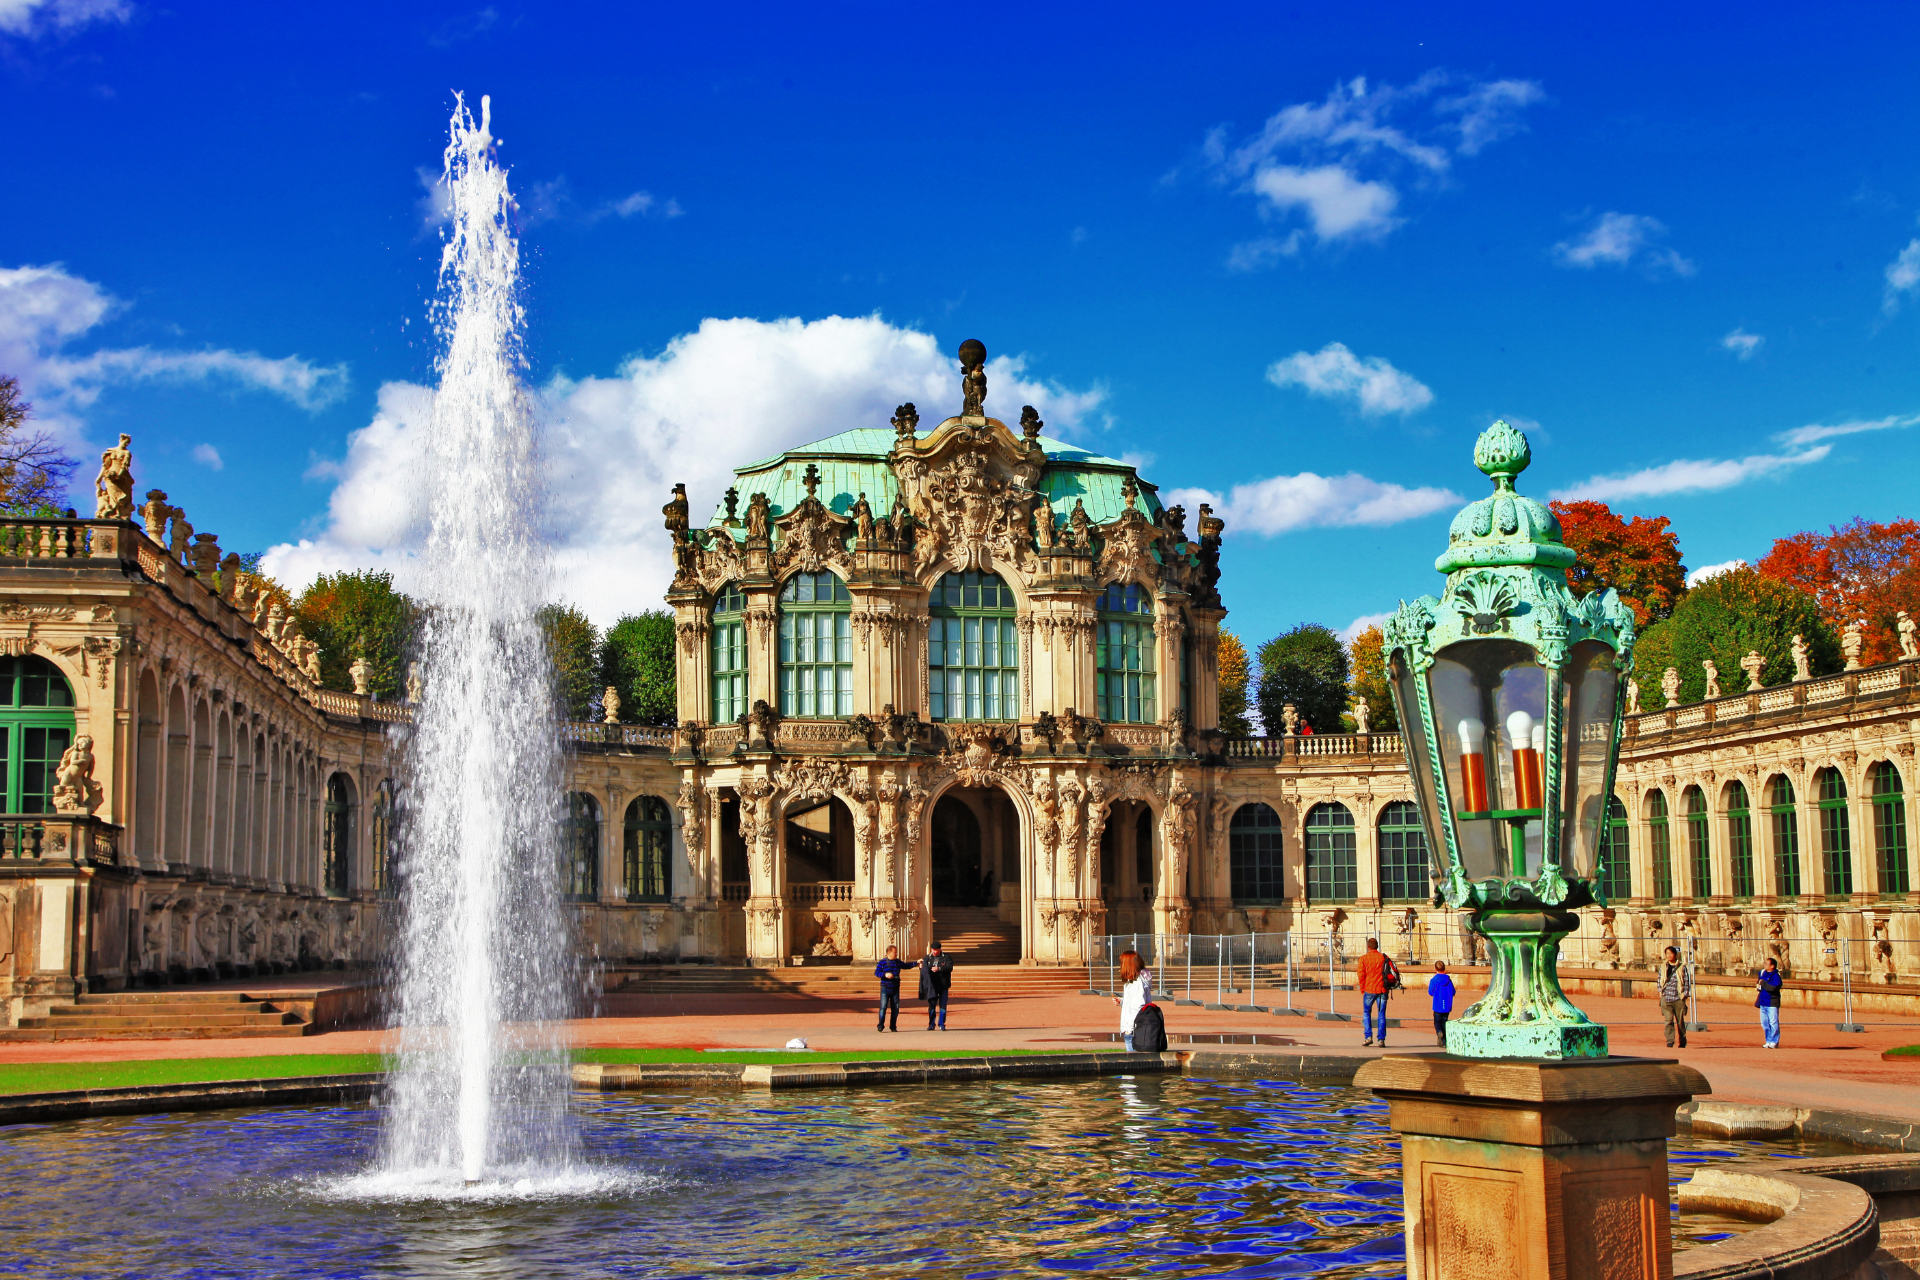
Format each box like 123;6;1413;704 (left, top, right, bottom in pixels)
1383;421;1636;1059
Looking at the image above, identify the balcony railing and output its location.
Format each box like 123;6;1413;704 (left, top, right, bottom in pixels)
1625;657;1919;739
1223;733;1404;761
0;814;120;862
788;881;853;906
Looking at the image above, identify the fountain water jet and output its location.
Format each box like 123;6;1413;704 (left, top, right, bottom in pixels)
373;93;577;1190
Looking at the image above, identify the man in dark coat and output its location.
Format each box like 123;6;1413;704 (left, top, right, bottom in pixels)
919;942;954;1030
874;945;919;1032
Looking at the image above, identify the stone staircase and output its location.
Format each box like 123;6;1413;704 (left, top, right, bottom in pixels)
0;991;316;1042
604;963;1087;999
928;906;1021;965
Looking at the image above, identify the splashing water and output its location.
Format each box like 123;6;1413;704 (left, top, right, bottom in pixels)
375;93;577;1191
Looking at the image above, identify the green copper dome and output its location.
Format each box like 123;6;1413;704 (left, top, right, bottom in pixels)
1436;420;1576;575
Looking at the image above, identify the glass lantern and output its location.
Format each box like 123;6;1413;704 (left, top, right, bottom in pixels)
1383;421;1636;1059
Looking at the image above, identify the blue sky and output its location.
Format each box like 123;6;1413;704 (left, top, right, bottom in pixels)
4;2;1918;643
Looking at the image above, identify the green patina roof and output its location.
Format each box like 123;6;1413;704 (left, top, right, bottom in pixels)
705;427;1160;535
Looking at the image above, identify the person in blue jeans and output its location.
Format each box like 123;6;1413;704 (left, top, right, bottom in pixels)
873;945;920;1032
1428;960;1456;1047
1357;938;1389;1047
1755;956;1783;1048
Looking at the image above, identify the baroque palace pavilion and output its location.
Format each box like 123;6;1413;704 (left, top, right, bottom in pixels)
0;345;1914;1022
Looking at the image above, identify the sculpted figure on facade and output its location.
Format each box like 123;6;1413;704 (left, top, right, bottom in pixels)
407;662;424;704
875;773;902;883
676;780;708;869
745;492;772;543
50;735;100;814
1093;476;1165;587
773;464;854;576
1843;619;1865;671
1792;634;1811;682
737;775;776;875
1702;660;1721;700
959;338;988;417
1351;695;1370;734
95;434;135;520
1032;777;1059;877
1057;778;1085;881
1625;678;1641;715
1742;649;1766;691
1661;666;1681;708
852;493;874;543
1162;784;1196;888
169;509;193;564
1901;611;1919;661
349;655;373;697
141;489;172;543
1209;793;1232;866
1066;499;1092;550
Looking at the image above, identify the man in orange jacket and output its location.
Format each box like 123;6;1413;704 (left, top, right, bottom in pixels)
1357;937;1389;1047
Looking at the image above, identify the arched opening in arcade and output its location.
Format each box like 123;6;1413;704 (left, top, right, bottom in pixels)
1098;800;1157;937
785;795;855;960
929;787;1020;963
716;786;749;959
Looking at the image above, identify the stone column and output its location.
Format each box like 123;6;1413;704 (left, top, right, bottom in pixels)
1846;765;1877;902
1353;1055;1708;1280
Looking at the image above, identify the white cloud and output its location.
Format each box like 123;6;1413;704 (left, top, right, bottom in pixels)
1550;446;1830;502
0;0;129;36
1883;238;1920;315
1163;472;1460;537
1225;234;1302;272
1686;559;1747;587
1721;328;1763;360
1553;212;1695;276
262;316;1107;624
1249;165;1400;241
191;443;223;471
1266;342;1433;417
519;176;681;229
414;165;453;233
1439;79;1549;155
1775;411;1920;448
1338;611;1393;643
0;263;349;447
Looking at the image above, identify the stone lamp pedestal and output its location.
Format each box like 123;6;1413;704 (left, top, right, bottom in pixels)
1352;1055;1709;1279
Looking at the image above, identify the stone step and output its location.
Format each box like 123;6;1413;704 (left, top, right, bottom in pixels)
18;1011;302;1029
0;1023;312;1042
72;991;272;1006
51;1001;284;1018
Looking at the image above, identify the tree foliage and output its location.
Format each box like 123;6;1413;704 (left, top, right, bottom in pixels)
1756;517;1920;666
1549;499;1688;627
0;376;78;515
1346;624;1398;732
598;611;677;725
538;604;600;721
1630;567;1840;708
292;570;416;699
1254;623;1349;735
1216;628;1252;737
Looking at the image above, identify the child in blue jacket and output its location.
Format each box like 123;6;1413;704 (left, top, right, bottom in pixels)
874;945;920;1032
1429;961;1456;1047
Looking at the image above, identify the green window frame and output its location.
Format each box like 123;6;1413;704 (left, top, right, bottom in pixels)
1727;781;1755;901
1816;767;1852;898
1648;790;1673;904
1304;802;1356;903
1377;799;1430;902
928;570;1018;722
624;795;672;903
1601;795;1632;902
1683;786;1711;900
0;656;75;821
1229;802;1284;904
1769;775;1802;899
322;774;352;896
1095;581;1156;724
778;572;852;718
1871;761;1908;897
711;581;748;723
564;792;600;901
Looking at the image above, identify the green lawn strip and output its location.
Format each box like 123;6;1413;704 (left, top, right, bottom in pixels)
1882;1045;1920;1057
0;1046;1087;1095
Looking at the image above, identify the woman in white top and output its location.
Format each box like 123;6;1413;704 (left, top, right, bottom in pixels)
1115;949;1153;1051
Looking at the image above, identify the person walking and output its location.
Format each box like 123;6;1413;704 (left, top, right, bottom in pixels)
1357;937;1390;1047
1658;945;1691;1049
874;944;919;1032
920;941;954;1030
1428;960;1455;1047
1755;956;1784;1048
1114;949;1153;1051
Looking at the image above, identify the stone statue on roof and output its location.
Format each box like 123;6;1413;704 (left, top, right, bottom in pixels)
959;339;987;418
662;482;690;540
1019;405;1043;443
746;493;771;542
95;434;134;520
891;402;919;442
1067;499;1092;550
852;493;874;542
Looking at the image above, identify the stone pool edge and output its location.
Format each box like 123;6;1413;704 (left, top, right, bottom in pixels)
0;1073;384;1125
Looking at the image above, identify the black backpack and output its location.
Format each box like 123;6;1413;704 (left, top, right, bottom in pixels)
1131;1002;1168;1053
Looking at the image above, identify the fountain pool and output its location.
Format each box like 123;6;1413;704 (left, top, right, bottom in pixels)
0;1075;1838;1278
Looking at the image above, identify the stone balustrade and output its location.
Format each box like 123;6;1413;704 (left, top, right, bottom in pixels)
1222;732;1404;763
0;516;98;561
0;814;121;864
1625;656;1919;743
789;881;854;906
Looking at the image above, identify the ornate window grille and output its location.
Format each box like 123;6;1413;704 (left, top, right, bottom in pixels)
0;656;74;815
1648;790;1673;903
710;581;748;723
1304;802;1356;903
1602;795;1632;901
1376;799;1430;902
564;792;600;901
1228;801;1284;904
1727;781;1756;901
1683;785;1711;900
1816;767;1852;898
928;570;1018;721
1871;761;1908;897
624;795;672;902
778;571;852;717
1095;581;1156;724
322;773;352;896
1768;775;1802;898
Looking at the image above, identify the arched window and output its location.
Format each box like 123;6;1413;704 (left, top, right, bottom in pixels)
1304;802;1356;903
1229;802;1284;904
778;571;852;717
1377;800;1429;902
0;655;75;817
1683;785;1711;900
322;773;353;895
1768;776;1802;898
1816;767;1852;898
711;582;748;723
370;778;396;895
1726;781;1755;901
1872;762;1909;896
564;792;600;901
624;795;672;902
1647;790;1672;903
1601;796;1631;901
1095;581;1156;723
928;570;1017;721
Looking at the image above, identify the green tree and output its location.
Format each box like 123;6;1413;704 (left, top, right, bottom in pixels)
1346;624;1398;732
1216;628;1253;737
1630;567;1841;708
1254;623;1349;736
538;604;600;720
292;570;416;698
0;375;78;515
598;611;677;725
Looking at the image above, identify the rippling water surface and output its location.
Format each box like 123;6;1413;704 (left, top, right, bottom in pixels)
0;1075;1830;1279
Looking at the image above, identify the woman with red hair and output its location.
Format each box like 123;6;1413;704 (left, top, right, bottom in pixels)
1114;949;1154;1051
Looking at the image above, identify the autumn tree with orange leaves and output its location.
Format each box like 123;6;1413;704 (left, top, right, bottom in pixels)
1548;500;1689;627
1756;518;1920;665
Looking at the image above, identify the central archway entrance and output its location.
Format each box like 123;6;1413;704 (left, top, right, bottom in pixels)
928;787;1020;963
